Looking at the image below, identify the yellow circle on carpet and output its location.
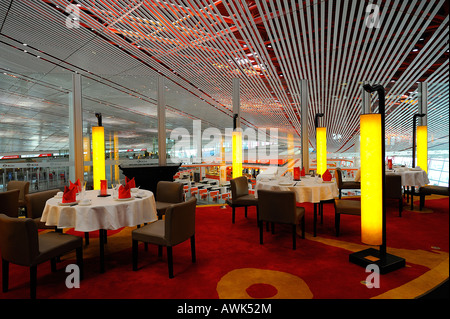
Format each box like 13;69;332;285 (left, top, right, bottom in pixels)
217;268;313;299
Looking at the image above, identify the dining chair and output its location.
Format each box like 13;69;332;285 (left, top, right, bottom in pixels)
227;176;258;224
419;185;450;210
25;189;91;244
7;181;30;212
155;181;184;219
333;199;361;236
0;214;83;299
25;189;60;229
256;189;305;250
132;197;197;278
0;189;20;217
385;174;403;217
334;168;360;199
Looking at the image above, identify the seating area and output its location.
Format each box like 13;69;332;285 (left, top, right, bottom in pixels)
0;0;448;304
0;169;448;300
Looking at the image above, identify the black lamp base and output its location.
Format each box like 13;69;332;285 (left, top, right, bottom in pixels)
349;248;405;274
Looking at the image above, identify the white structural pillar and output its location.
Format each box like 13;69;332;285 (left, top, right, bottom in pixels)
69;72;84;183
158;76;167;166
300;79;309;172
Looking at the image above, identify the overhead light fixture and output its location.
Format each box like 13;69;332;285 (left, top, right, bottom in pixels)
92;113;106;190
350;84;405;274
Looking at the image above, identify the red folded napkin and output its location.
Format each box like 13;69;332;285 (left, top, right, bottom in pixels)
70;179;81;192
125;176;136;188
322;169;332;181
62;185;77;203
118;184;131;199
301;167;306;176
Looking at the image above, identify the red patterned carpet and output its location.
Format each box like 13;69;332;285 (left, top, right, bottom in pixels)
0;196;448;300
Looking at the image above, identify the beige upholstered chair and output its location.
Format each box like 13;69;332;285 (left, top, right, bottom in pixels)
333;199;361;236
0;189;20;217
132;197;197;278
334;168;360;199
257;189;305;250
0;214;83;299
227;176;258;224
25;189;60;229
155;181;184;219
7;181;30;210
385;174;403;217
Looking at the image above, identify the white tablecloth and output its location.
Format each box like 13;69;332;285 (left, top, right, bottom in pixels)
354;168;429;188
386;169;429;187
41;189;158;232
255;176;339;203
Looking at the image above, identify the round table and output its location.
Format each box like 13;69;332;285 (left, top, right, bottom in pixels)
256;176;339;236
385;169;429;187
41;189;158;272
387;168;430;210
255;176;339;203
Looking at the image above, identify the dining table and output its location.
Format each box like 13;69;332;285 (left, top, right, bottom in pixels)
386;167;430;209
355;166;429;209
41;188;158;273
255;175;339;236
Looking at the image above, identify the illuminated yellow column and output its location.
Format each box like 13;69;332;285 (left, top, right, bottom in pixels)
114;132;119;184
316;127;327;176
287;133;294;171
83;136;91;172
220;136;227;184
92;125;105;190
360;114;383;246
232;130;242;179
416;125;427;173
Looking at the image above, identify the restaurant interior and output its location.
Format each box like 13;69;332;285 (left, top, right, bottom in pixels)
0;0;448;306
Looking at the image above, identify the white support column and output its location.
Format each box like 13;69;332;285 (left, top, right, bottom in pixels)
157;76;167;166
69;72;84;183
300;79;309;172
